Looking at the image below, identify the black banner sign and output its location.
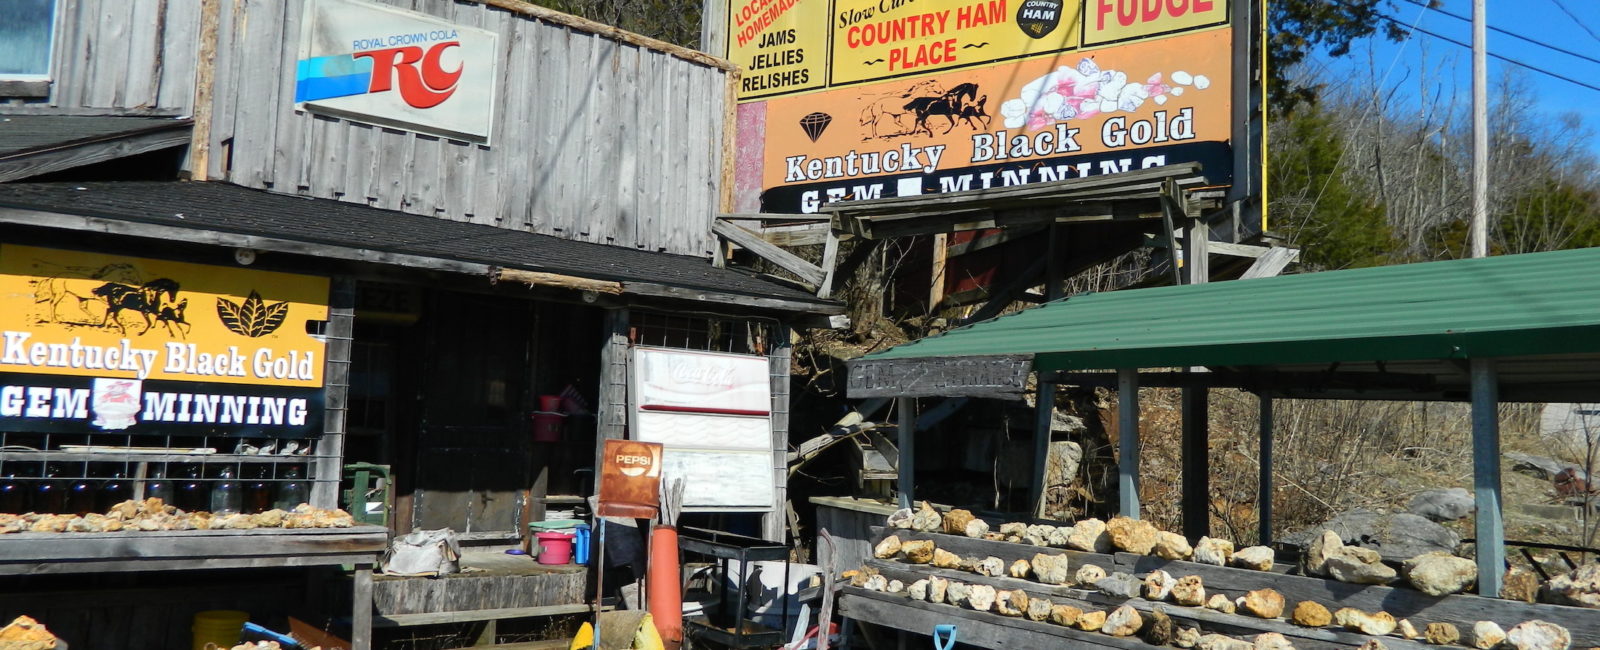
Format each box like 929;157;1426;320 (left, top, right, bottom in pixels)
0;372;325;438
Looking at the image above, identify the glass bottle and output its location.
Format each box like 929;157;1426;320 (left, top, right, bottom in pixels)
243;464;272;514
33;463;64;514
144;464;175;506
64;465;97;516
209;465;241;515
273;464;308;511
0;465;25;515
174;464;208;513
98;469;131;512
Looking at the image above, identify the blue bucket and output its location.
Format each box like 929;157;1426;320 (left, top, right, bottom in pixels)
573;524;591;565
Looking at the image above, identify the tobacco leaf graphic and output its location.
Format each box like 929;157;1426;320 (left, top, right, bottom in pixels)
216;290;290;337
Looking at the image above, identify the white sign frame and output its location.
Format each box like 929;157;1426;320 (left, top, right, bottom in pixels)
295;0;499;142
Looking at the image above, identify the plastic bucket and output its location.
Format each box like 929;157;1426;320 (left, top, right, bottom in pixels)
192;610;248;650
573;523;592;565
536;532;576;565
539;395;564;412
532;412;565;442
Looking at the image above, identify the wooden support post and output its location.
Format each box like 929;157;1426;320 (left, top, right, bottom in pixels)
897;397;916;510
1031;380;1056;518
766;322;793;542
1258;395;1273;547
818;230;842;299
1471;358;1504;596
596;309;629;474
1118;369;1140;519
929;233;948;310
352;562;374;650
1181;384;1209;540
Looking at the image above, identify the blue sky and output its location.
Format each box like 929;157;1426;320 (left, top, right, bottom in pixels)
1312;0;1600;155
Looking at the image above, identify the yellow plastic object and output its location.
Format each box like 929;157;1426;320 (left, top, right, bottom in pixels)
567;612;665;650
192;610;248;650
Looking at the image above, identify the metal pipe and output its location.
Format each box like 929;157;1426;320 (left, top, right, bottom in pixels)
1118;369;1140;519
1471;358;1504;595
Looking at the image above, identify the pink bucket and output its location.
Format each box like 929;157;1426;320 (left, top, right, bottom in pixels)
536;532;576;565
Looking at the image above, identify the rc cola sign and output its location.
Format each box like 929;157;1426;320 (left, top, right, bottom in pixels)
295;0;499;142
1016;0;1065;39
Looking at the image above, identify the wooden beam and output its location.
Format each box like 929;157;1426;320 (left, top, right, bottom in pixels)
896;397;916;510
817;229;841;299
825;163;1204;217
1118;368;1140;519
1471;358;1504;596
373;604;595;627
0;80;49;97
718;213;830;222
0;124;193;182
494;268;624;294
188;0;221;181
1241;246;1300;279
1181;380;1209;540
1031;381;1055;518
929;233;947;309
480;0;737;71
353;563;374;650
827;238;882;298
959;256;1047;326
713;219;826;286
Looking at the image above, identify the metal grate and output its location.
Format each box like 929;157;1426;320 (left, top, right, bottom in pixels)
630;311;770;354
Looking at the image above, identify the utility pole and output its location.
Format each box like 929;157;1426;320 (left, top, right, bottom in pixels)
1470;0;1488;258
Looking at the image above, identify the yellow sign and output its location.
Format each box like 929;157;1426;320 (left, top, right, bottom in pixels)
830;0;1083;85
1082;0;1227;45
0;245;329;388
728;0;831;99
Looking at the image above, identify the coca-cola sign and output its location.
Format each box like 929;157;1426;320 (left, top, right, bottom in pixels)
634;347;770;415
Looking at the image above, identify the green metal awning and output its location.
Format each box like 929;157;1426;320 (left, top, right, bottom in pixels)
848;247;1600;401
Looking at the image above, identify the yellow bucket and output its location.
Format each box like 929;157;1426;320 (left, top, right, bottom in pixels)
192;609;249;650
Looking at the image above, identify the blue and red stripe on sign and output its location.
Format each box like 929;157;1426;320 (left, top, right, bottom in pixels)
294;54;374;103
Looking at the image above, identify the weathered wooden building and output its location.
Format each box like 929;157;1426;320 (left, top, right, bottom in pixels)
0;0;839;647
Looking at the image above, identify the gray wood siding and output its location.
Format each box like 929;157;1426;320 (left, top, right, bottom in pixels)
2;0;200;114
204;0;726;257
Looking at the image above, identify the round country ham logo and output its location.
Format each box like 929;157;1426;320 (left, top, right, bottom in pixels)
1017;0;1065;39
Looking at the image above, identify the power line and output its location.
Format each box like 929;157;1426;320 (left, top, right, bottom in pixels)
1370;10;1600;95
1395;0;1600;68
1550;0;1600;47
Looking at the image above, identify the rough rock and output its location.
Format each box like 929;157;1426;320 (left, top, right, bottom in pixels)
1505;620;1572;650
1194;536;1235;566
1425;622;1460;645
1254;632;1296;650
1145;607;1176;645
902;540;936;564
1008;559;1031;578
959;556;982;573
1107;516;1159;554
1472;621;1506;649
1066;518;1114;553
1233;546;1276;571
1289;510;1459;561
967;584;997;612
1049;604;1083;627
1543;563;1600;608
1290;601;1331;627
887;580;904;593
873;535;903;559
1103;605;1143;637
1409;487;1475;521
1143;569;1177;601
1196;634;1253;650
982;531;1006;542
975;556;1005;577
1175;626;1202;648
1502;566;1541;603
1325;545;1397;585
1240;589;1285;619
965;519;990;538
887;508;914;529
932;549;962;569
1356;641;1389;650
1155;531;1194;560
251;509;286;528
1076;610;1107;632
1044;440;1083;492
943;509;975;536
864;574;888;592
1075;563;1107;585
1046;527;1072;547
1397;619;1419;639
1096;572;1143;599
1172;575;1206;606
994;589;1028;616
943;581;967;607
999;522;1028;537
907;579;929;601
1205;593;1236;613
1032;553;1072;585
1334;608;1396;636
929;576;950;604
1306;530;1341;576
1026;597;1053;622
911;502;942;532
1024;524;1056;546
1403;551;1477;596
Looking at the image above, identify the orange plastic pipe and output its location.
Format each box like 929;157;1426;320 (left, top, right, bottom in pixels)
648;525;684;650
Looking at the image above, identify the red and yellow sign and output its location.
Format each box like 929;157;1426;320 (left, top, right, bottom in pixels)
830;0;1083;85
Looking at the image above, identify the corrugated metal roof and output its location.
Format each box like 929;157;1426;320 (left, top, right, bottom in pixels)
863;247;1600;371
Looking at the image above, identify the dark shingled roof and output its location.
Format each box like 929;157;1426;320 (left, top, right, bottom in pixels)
0;181;835;309
0;115;190;158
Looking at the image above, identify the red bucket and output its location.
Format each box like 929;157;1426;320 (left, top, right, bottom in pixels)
532;412;565;442
536;532;576;564
539;395;564;412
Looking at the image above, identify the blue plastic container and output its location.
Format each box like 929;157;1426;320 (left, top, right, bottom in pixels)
573;524;591;565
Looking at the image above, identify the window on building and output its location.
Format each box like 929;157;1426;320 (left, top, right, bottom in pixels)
0;0;57;81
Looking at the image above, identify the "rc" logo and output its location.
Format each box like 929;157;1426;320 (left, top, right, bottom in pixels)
353;41;463;109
